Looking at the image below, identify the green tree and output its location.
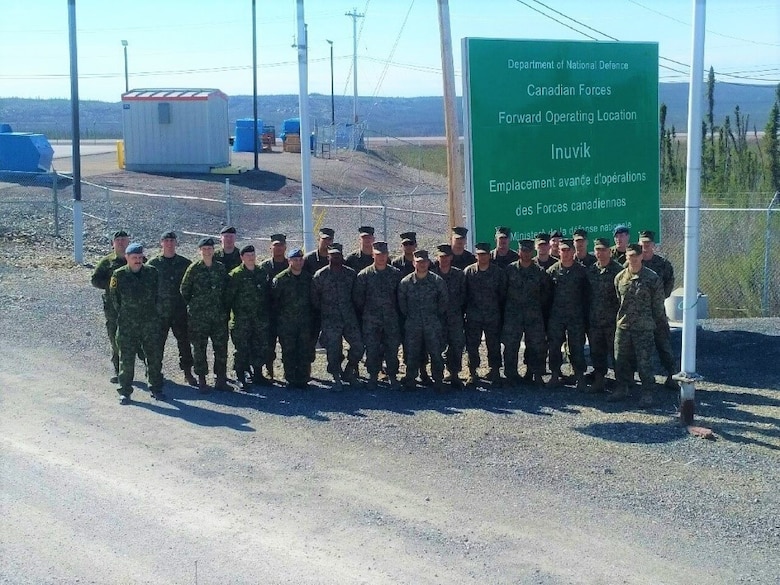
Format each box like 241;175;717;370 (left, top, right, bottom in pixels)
762;85;780;192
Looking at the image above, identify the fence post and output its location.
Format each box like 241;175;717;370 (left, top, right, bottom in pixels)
382;205;388;240
52;174;60;238
225;178;232;226
358;187;367;226
105;185;111;232
762;191;779;317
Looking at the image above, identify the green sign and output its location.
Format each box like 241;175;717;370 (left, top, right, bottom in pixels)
462;38;660;245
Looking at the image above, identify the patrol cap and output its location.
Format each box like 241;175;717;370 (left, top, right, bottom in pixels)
198;237;216;248
573;228;588;240
372;241;389;254
240;245;255;255
593;237;611;249
474;242;491;254
160;230;177;240
436;243;454;256
413;249;429;260
559;239;574;250
287;247;303;259
400;231;417;244
495;226;511;238
626;243;643;255
270;233;286;244
614;225;630;235
327;242;343;254
535;232;550;244
639;230;655;242
319;227;335;239
550;230;563;239
112;230;129;240
452;226;468;239
519;239;535;251
126;242;144;255
220;226;237;235
358;225;375;236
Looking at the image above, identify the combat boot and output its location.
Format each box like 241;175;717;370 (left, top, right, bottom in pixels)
465;370;478;389
343;360;362;387
183;367;197;386
588;371;606;393
450;376;464;390
532;373;545;389
197;375;209;394
434;378;447;393
575;373;587;392
419;370;434;387
388;375;401;391
401;375;416;391
664;374;678;390
486;368;501;384
366;374;378;392
110;373;119;384
331;372;344;392
214;376;231;392
521;369;534;383
546;373;562;389
150;387;167;401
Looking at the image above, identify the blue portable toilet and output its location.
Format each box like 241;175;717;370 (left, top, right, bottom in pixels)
0;125;54;172
233;118;262;152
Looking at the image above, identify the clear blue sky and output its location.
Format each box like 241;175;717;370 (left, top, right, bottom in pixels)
1;0;777;102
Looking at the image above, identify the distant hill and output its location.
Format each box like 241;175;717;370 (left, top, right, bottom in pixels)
0;83;776;140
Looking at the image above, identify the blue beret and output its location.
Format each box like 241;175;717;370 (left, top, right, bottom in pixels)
287;247;303;259
126;242;143;255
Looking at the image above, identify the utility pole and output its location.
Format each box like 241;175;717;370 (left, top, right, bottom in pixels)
326;39;335;126
68;0;83;264
251;0;259;171
437;0;463;231
345;8;363;126
296;0;314;253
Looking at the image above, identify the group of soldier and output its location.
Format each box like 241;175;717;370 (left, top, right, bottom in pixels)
91;222;675;407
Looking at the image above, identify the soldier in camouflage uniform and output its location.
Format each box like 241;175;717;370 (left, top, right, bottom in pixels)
214;226;241;273
463;242;506;386
501;239;551;388
573;229;596;268
391;231;417;277
450;226;477;270
258;234;289;384
311;243;364;390
147;231;196;386
611;225;630;265
546;239;589;389
225;245;271;390
533;233;557;271
585;238;623;392
345;226;376;273
490;226;519;268
180;237;230;393
352;241;402;390
639;230;678;389
431;244;467;389
611;243;668;406
303;227;334;275
397;250;449;391
109;243;164;404
271;248;314;388
549;230;563;259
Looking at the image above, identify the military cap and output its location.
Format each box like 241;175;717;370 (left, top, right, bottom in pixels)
413;249;429;260
593;237;611;249
625;243;643;255
535;232;550;244
452;226;468;239
126;242;144;255
270;233;286;244
372;241;389;254
550;230;563;239
358;225;375;236
327;242;343;254
495;226;511;237
240;244;255;255
160;230;177;240
400;231;417;244
287;247;303;259
436;243;454;256
220;226;237;235
474;242;491;254
639;230;655;242
318;227;335;238
519;239;535;251
559;239;574;250
198;237;216;248
112;230;129;240
614;225;630;235
573;228;588;240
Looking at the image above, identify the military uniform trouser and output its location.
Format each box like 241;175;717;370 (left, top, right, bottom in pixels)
547;317;587;375
265;320;279;368
116;325;163;394
502;315;546;377
465;318;501;373
160;311;193;371
231;319;269;379
589;324;616;375
279;326;313;384
615;327;655;389
309;313;322;363
654;320;675;374
443;316;465;375
363;321;401;377
188;315;229;377
104;303;145;374
404;322;444;380
319;318;364;376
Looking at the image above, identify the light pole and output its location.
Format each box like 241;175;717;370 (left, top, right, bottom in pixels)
326;39;335;127
121;40;128;93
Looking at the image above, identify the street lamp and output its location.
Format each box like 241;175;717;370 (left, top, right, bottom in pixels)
121;39;128;93
326;39;335;127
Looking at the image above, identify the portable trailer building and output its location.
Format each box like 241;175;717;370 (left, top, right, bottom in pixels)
121;88;229;173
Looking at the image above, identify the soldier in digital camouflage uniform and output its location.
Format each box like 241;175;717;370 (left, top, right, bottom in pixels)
345;226;376;273
573;229;597;268
549;229;563;259
585;238;623;392
215;225;241;273
391;231;417;277
450;226;477;270
611;243;668;407
546;239;589;390
463;242;506;386
501;239;551;388
271;248;314;389
397;250;449;391
258;233;289;384
352;241;402;390
311;243;364;390
226;245;271;391
109;242;164;404
639;230;678;389
431;244;467;389
180;237;230;393
490;226;519;268
147;231;197;386
304;227;335;363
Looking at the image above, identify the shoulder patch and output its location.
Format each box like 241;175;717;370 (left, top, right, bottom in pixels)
109;275;118;289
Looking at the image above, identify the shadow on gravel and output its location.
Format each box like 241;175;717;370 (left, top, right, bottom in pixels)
694;329;780;390
696;389;780;451
141;169;288;192
576;421;687;444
